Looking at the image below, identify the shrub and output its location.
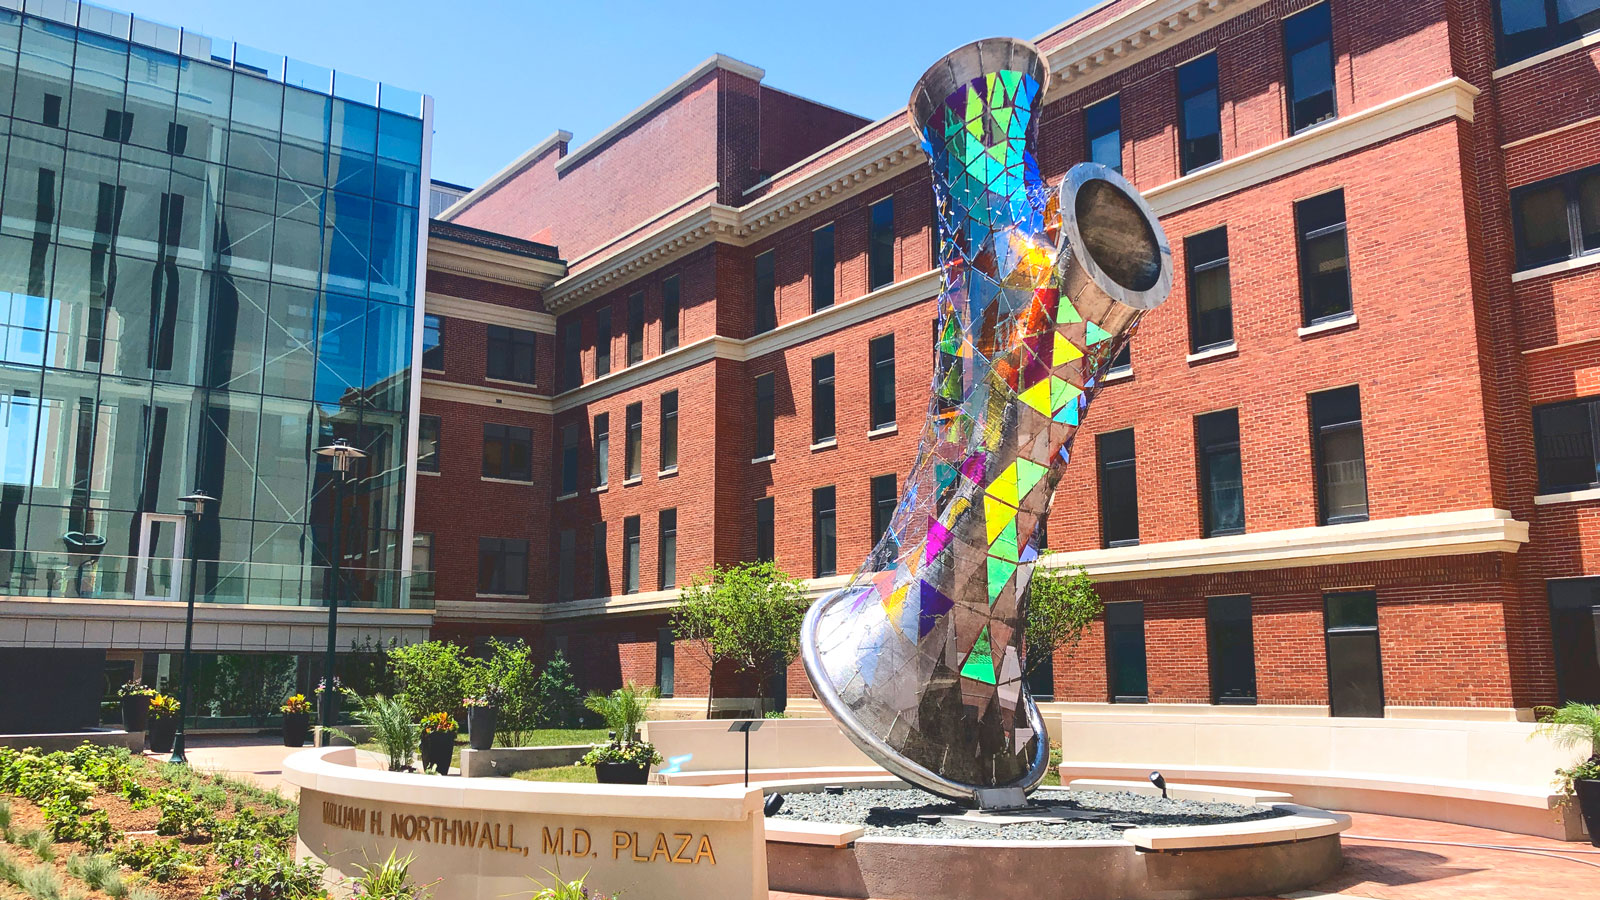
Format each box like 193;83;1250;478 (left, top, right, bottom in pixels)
65;854;125;898
112;838;203;883
11;829;55;862
534;652;582;728
18;861;64;900
525;870;619;900
350;849;432;900
334;693;419;773
582;684;657;744
211;845;326;900
579;741;662;768
387;641;471;721
1023;565;1103;675
154;789;214;838
466;639;540;747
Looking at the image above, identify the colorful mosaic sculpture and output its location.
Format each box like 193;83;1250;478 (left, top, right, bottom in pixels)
800;37;1173;807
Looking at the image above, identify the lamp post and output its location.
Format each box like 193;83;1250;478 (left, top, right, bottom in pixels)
315;438;367;740
169;489;217;765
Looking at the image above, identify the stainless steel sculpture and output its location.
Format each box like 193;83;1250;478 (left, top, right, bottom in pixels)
801;37;1173;808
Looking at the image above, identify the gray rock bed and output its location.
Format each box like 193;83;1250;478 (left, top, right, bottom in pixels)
770;787;1288;842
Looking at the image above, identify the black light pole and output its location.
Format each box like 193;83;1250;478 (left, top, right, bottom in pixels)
315;438;366;742
169;489;217;765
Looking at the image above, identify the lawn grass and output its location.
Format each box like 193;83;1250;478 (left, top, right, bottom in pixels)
510;765;597;784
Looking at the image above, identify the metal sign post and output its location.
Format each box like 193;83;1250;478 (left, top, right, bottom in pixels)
727;720;762;787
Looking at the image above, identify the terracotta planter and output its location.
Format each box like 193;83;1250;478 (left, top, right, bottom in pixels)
594;761;650;785
146;716;178;754
468;707;497;751
1576;778;1600;848
420;730;456;775
282;712;310;748
120;695;149;733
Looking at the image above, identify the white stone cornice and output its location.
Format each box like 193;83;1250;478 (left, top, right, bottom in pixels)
550;335;742;413
0;597;431;651
421;379;554;415
423;292;556;334
1038;0;1265;98
1042;508;1528;582
544;204;742;312
426;234;567;289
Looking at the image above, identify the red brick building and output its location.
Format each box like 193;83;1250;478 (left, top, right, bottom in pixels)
414;0;1600;722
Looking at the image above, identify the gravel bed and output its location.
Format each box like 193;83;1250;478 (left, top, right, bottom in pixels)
770;787;1288;842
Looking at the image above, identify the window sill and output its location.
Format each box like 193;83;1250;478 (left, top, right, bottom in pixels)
485;376;539;389
1185;342;1238;364
1103;367;1133;383
555;491;580;502
657;467;678;479
475;594;530;600
622;476;643;487
483;476;535;486
417;470;440;477
867;424;898;439
751;454;776;464
423;368;445;376
1297;313;1357;338
810;438;838;452
1493;30;1600;79
1510;252;1600;283
1534;486;1600;506
591;484;608;494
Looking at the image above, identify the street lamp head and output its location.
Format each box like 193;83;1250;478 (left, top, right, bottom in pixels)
177;490;217;519
315;437;368;476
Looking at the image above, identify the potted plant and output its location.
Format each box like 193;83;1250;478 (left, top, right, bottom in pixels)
464;691;499;752
581;683;661;784
146;693;181;754
418;712;457;775
1536;701;1600;846
280;694;313;748
117;681;154;733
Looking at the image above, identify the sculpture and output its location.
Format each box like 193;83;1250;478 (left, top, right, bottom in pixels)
800;37;1173;808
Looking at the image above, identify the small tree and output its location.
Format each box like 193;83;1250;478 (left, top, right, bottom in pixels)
673;561;807;714
1023;565;1104;676
464;639;541;747
535;651;583;727
387;640;471;720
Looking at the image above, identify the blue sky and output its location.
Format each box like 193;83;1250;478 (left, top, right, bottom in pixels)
120;0;1095;187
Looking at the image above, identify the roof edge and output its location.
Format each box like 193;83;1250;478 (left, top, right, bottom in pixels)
438;129;573;221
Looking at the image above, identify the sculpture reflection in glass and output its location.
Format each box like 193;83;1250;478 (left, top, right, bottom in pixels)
801;37;1173;807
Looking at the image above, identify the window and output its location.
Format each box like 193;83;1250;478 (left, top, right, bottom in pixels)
754;372;775;460
486;325;537;384
1324;591;1383;717
556;529;575;603
625;402;642;480
813;486;837;577
484;423;533;482
1105;601;1148;703
1084;95;1121;172
1284;3;1337;132
1296;190;1353;325
557;423;580;495
477;538;528;596
1109;344;1132;375
560;319;582;389
1534;398;1600;493
1310;385;1369;524
595;312;611;377
812;354;836;444
1178;53;1221;174
869;197;895;289
656;627;676;698
871;474;897;564
422;315;443;370
812;223;836;311
626;292;644;365
1547;578;1600;704
1197;409;1245;537
1186;227;1233;352
622;516;640;594
754;250;777;334
1511;164;1600;270
869;335;896;430
755;497;775;562
1207;595;1256;704
662;276;680;351
1496;0;1600;65
659;391;679;471
591;522;608;597
416;415;440;473
411;533;434;596
658;508;677;589
593;413;609;488
1098;429;1139;547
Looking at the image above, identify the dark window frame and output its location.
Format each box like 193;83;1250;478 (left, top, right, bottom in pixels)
662;275;680;351
560;319;582;390
1177;52;1222;175
1310;385;1370;525
754;249;777;334
656;627;676;698
1185;226;1233;353
812;222;836;311
868;196;896;290
658;508;677;590
1105;601;1149;703
1206;594;1257;705
593;413;609;488
594;311;612;378
1547;577;1600;704
813;485;837;578
483;423;534;482
869;334;896;431
555;528;576;603
422;315;444;371
812;353;836;444
1494;0;1600;65
754;372;775;460
1510;163;1600;271
486;324;538;384
755;496;775;563
557;422;580;496
1323;590;1385;717
1533;397;1600;494
626;291;645;366
1283;2;1338;134
624;402;642;480
870;473;897;546
591;521;608;597
659;390;679;472
622;516;640;594
1084;94;1122;173
477;537;529;596
416;414;440;473
1098;428;1140;547
1197;408;1245;538
1295;189;1354;326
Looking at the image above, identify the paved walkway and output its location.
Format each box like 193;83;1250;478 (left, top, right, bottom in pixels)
178;738;1598;899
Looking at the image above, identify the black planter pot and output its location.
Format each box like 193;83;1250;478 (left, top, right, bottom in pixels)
282;712;310;748
420;731;456;775
146;716;178;754
594;761;650;785
468;707;497;751
1576;778;1600;848
120;696;149;733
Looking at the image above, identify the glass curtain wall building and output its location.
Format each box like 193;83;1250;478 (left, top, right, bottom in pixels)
0;2;428;612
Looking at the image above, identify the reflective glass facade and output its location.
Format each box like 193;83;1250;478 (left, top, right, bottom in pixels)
0;4;428;609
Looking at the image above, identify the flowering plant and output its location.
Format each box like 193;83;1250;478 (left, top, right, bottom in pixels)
461;696;491;709
419;712;457;735
147;694;181;719
315;676;343;695
579;740;661;768
280;694;312;714
116;680;156;699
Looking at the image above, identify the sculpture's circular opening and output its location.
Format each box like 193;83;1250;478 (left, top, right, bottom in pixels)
1073;178;1162;293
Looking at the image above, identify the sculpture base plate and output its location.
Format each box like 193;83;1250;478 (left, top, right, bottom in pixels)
939;805;1113;828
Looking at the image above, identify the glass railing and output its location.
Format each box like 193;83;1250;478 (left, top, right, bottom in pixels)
0;551;434;610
